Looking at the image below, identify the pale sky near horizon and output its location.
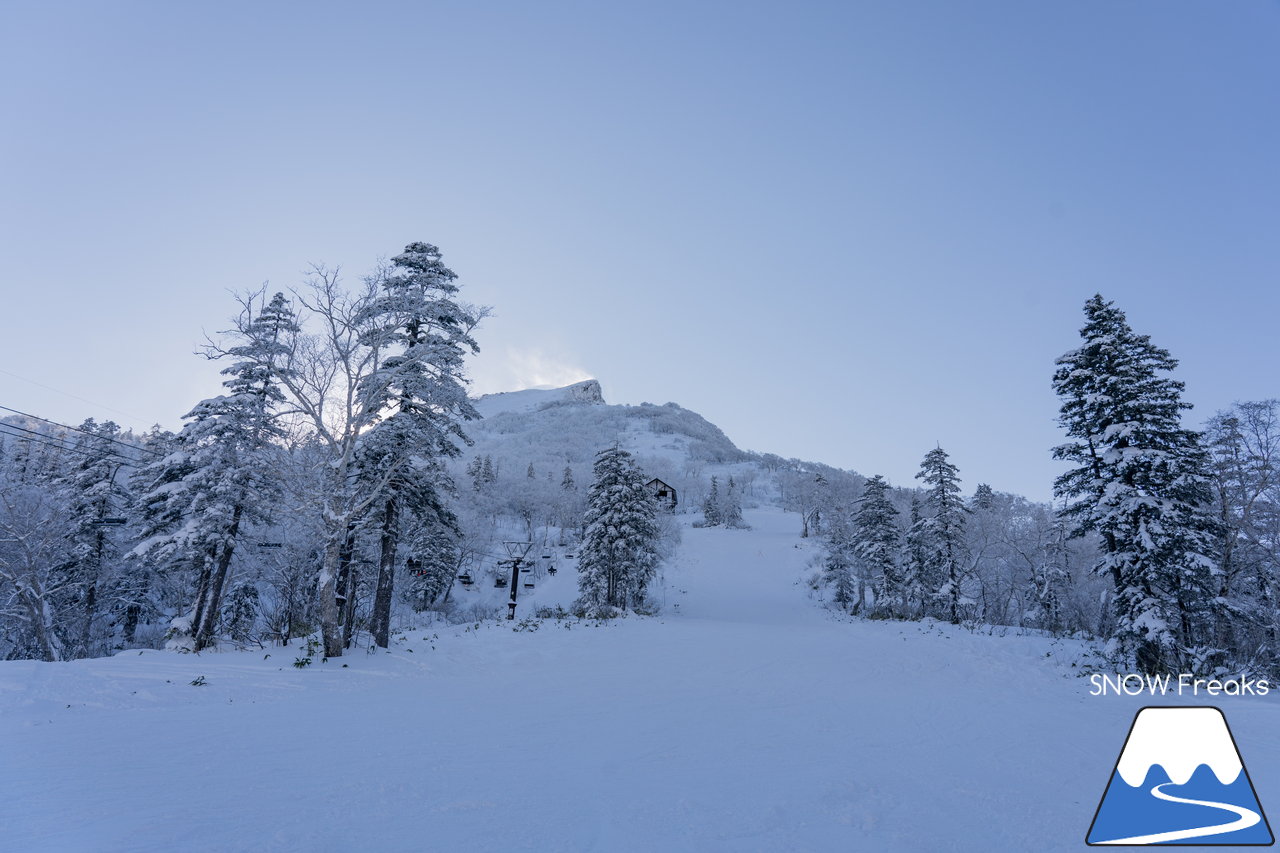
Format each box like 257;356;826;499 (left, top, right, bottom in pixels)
2;1;1277;501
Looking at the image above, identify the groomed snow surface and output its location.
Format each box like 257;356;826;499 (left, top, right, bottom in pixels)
4;508;1279;852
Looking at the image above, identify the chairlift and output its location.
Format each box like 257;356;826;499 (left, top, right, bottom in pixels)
494;577;508;588
565;554;575;559
523;582;535;590
542;554;552;560
458;573;474;586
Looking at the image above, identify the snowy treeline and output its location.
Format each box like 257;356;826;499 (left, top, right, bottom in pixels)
1;242;486;660
3;281;1277;676
0;242;686;662
811;295;1280;677
794;449;1104;634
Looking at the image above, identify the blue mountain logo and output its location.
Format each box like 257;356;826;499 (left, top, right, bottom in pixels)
1087;706;1274;846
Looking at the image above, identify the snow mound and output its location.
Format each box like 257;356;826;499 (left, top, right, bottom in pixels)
1116;706;1243;786
473;379;604;418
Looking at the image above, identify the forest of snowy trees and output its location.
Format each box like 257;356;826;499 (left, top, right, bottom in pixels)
0;242;487;661
2;269;1278;681
812;295;1280;678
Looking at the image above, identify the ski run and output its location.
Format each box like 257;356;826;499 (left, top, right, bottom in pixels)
5;506;1280;852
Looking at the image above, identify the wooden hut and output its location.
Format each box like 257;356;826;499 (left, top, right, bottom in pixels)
645;477;677;510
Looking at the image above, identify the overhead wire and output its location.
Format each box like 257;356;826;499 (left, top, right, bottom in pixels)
0;423;147;466
0;403;162;458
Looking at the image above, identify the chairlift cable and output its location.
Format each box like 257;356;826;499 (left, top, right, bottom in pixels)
0;424;139;464
0;402;162;457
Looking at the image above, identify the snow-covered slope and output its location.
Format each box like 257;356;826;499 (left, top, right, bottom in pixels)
6;507;1279;852
461;380;752;514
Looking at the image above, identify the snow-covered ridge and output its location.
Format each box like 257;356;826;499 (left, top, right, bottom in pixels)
1116;707;1243;786
473;379;604;418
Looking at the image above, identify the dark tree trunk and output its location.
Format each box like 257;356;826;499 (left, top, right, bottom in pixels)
189;546;215;639
80;583;97;656
342;562;360;649
335;523;357;646
123;604;141;645
194;504;242;652
371;496;399;648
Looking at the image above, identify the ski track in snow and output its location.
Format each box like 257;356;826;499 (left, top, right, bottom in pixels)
3;507;1280;852
1093;781;1262;845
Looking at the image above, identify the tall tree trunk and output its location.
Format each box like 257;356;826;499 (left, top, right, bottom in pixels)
20;580;62;662
80;583;97;656
317;460;357;658
123;604;141;645
194;504;242;652
335;523;357;644
342;563;360;648
188;546;215;639
1258;565;1277;651
371;495;400;648
318;532;345;657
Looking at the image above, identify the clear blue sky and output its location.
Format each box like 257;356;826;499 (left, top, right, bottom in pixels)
1;1;1277;500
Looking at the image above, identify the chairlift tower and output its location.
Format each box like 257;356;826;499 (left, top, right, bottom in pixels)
500;541;534;620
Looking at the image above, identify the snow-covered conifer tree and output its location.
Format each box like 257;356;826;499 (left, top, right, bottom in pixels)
1052;294;1219;672
720;476;745;528
401;516;463;612
574;446;660;617
901;497;928;619
852;475;902;618
822;509;858;612
56;419;133;656
133;292;297;651
914;446;969;624
701;476;722;527
354;242;480;648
